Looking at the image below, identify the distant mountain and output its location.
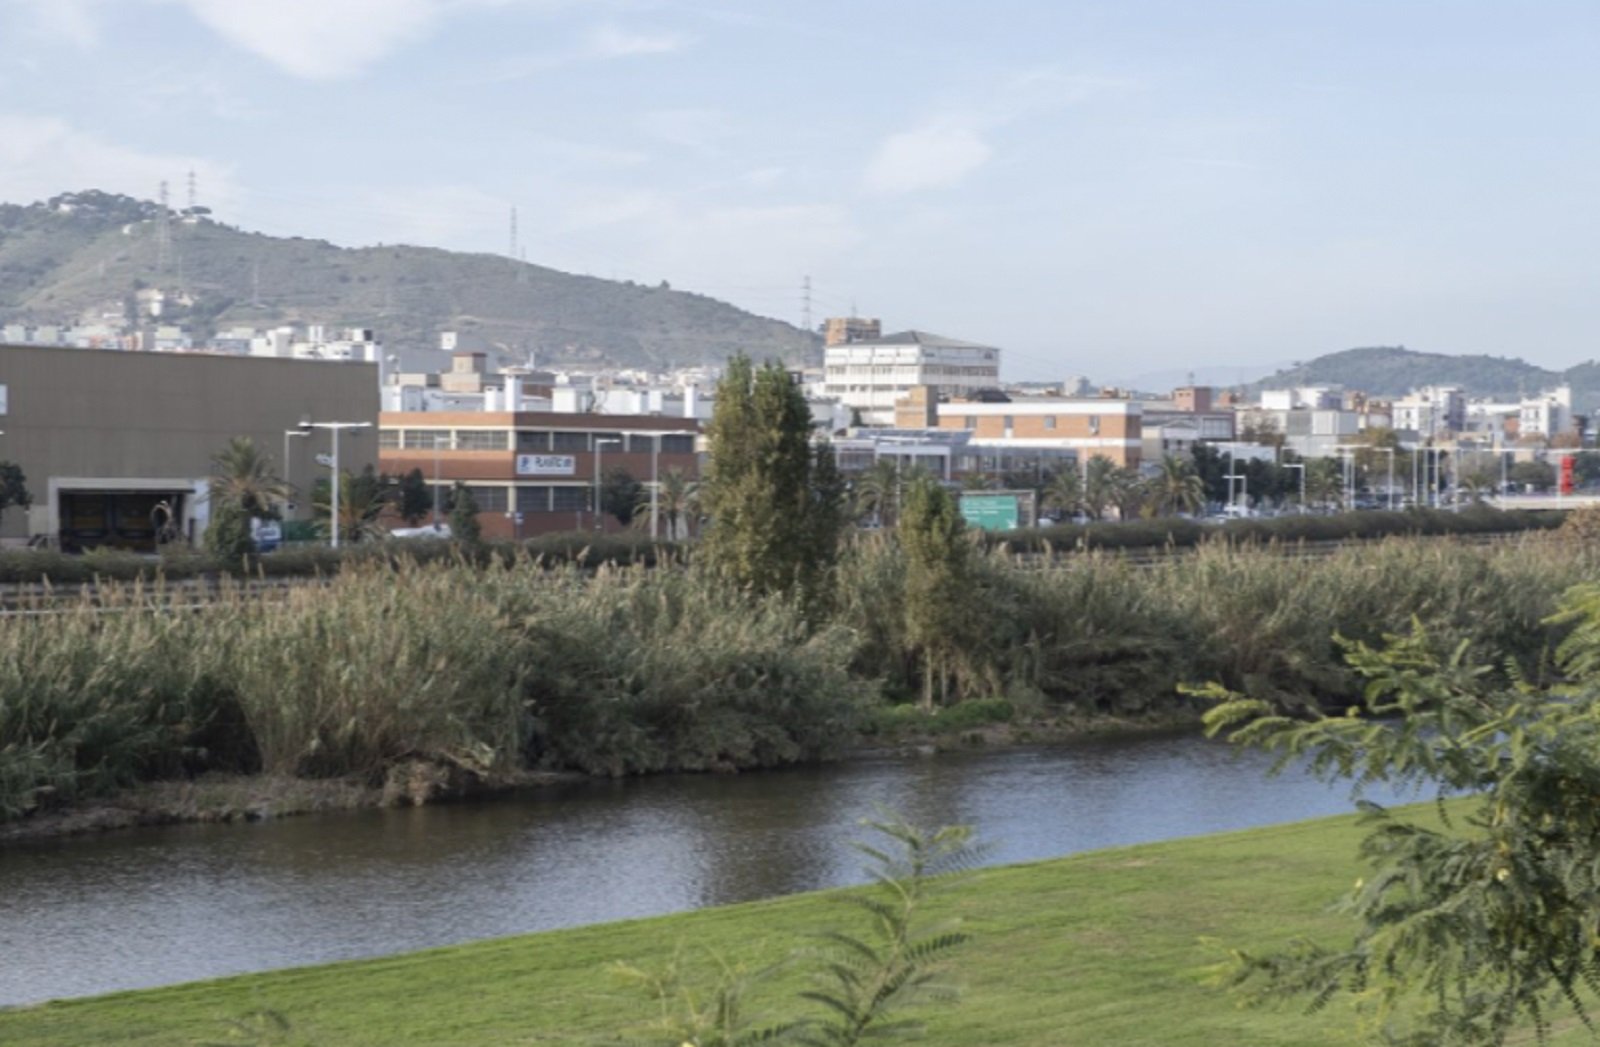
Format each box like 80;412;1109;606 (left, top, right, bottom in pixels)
1245;345;1600;411
0;190;816;371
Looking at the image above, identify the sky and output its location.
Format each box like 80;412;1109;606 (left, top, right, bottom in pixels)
1;0;1597;382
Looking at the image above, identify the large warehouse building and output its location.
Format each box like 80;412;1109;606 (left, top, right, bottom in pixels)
0;344;378;549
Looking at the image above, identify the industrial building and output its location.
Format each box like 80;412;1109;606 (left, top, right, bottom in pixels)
0;344;378;549
378;410;700;540
823;330;1001;426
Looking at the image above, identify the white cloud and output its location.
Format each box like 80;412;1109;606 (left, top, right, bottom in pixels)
8;0;102;47
177;0;444;80
583;22;687;59
639;108;729;150
863;123;992;195
0;113;235;207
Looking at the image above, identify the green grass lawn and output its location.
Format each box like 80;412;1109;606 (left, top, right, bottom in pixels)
0;803;1572;1046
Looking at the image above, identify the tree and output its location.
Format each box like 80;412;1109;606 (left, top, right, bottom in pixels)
637;466;699;539
1200;588;1600;1045
396;468;431;526
852;460;903;526
1192;444;1230;506
1040;468;1081;521
0;462;31;531
1081;456;1118;521
208;436;288;519
700;354;846;600
447;482;482;545
1151;456;1204;517
1107;465;1148;520
601;465;643;527
312;466;392;543
205;436;287;560
899;476;972;711
1304;458;1343;509
1509;459;1556;492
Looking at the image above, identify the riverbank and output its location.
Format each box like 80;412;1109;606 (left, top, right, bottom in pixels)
1;801;1538;1047
4;534;1592;837
0;709;1201;845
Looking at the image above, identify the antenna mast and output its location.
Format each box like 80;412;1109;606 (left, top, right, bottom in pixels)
801;274;812;333
155;180;171;274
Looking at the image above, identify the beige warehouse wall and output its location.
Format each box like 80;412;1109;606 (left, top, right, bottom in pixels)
0;345;378;541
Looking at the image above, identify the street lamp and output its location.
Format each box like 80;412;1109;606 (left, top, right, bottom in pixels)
305;421;372;549
593;437;621;534
431;431;447;528
283;427;310;517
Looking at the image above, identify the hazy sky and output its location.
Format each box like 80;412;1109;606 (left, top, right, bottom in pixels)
1;0;1597;380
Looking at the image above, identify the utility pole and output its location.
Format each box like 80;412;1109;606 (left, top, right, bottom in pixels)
509;206;519;260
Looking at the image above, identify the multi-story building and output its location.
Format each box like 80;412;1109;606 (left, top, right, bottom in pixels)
1391;385;1466;437
378;411;699;539
824;330;1000;426
822;316;882;347
894;387;1142;469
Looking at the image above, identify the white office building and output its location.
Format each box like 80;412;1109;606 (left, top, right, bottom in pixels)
823;330;1000;425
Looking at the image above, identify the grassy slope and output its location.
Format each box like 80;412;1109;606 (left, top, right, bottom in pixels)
2;805;1519;1047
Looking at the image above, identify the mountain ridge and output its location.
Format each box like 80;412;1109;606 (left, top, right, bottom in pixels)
0;190;817;372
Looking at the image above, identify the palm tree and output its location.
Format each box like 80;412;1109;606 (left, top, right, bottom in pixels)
208;436;288;518
853;459;903;526
1108;465;1149;520
1152;455;1205;517
313;467;392;543
1081;456;1118;521
1305;458;1343;509
634;467;699;539
1040;468;1081;521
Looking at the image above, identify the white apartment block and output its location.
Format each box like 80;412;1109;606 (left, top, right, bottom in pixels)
1391;385;1465;436
823;330;1000;425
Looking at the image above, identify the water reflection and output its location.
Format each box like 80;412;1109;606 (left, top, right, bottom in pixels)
0;732;1411;1005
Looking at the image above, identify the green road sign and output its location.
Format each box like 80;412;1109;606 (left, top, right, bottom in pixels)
960;493;1020;531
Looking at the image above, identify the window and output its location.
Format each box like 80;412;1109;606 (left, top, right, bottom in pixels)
1044;416;1057;430
378;430;400;449
455;430;508;451
551;486;589;511
1088;416;1101;434
466;485;508;512
660;434;695;454
551;431;589;452
965;416;977;429
403;430;447;450
516;486;552;512
516;430;550;453
1003;415;1014;429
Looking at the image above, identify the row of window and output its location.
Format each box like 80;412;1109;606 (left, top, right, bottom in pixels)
433;483;592;513
382;430;695;454
964;416;1101;432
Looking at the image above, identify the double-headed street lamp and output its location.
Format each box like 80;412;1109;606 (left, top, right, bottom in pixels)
304;421;372;549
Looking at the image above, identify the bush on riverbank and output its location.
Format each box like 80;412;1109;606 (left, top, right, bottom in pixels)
1;534;1596;825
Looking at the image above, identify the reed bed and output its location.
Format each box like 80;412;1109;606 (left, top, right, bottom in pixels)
1;535;1595;823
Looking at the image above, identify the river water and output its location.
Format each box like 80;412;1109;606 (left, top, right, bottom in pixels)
0;731;1415;1005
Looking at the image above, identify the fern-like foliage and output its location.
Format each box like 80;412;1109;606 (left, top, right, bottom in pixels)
795;816;983;1046
1196;586;1600;1045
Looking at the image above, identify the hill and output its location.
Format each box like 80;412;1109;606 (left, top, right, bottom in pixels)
0;190;816;371
1250;346;1563;400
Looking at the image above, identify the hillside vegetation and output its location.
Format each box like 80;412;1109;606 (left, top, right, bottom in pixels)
1249;345;1600;410
0;190;815;370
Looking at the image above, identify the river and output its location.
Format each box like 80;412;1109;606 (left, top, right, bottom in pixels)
0;730;1416;1005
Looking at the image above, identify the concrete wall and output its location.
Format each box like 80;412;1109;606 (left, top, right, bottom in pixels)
0;344;378;542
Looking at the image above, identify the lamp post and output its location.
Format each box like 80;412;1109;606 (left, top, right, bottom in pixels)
305;421;372;549
593;437;621;534
283;427;310;518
